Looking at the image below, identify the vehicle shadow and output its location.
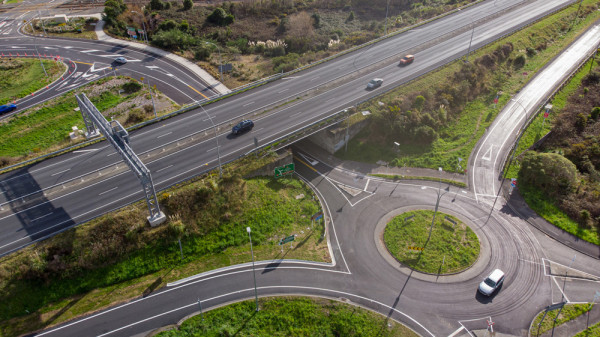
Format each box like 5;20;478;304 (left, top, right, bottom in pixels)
475;283;503;304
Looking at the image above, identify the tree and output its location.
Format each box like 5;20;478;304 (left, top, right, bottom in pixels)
103;0;127;25
149;0;164;11
183;0;193;10
518;152;578;197
207;7;234;26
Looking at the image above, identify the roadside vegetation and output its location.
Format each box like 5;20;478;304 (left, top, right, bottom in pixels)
513;59;600;245
370;173;466;188
0;75;176;169
337;0;600;172
157;297;418;337
575;320;600;337
26;17;98;40
0;154;326;336
532;303;593;336
0;58;64;105
383;210;479;274
102;0;477;88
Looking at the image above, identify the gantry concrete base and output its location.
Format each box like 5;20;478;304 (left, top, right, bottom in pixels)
148;212;167;227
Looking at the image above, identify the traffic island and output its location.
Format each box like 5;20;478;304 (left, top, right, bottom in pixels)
383;210;480;274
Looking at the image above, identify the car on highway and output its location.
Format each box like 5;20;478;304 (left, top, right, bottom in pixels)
231;120;254;135
478;269;505;296
0;103;17;115
398;54;414;66
114;57;127;64
366;78;383;90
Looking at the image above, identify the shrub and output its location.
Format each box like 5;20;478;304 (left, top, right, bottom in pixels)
413;125;438;143
311;12;321;28
526;47;536;57
122;81;142;93
591;107;600;120
575;113;588;131
347;11;355;22
126;109;145;124
149;0;164;10
513;54;526;69
194;46;211;61
583;71;600;85
518;152;578;197
158;19;177;32
207;7;234;26
183;0;193;10
151;29;197;50
179;20;190;32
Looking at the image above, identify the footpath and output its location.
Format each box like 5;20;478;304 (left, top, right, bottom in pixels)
89;16;229;95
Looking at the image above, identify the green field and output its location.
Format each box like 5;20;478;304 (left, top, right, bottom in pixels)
0;58;64;105
383;210;479;274
157;297;419;337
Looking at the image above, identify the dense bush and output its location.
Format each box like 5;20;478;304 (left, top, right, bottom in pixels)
122;81;142;93
151;29;198;50
207;7;234;26
518;152;578;197
183;0;193;11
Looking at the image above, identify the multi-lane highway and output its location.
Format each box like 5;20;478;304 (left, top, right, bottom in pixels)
0;0;583;255
2;0;600;336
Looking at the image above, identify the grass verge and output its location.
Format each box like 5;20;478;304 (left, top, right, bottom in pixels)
519;184;598;245
383;210;479;274
338;0;600;172
0;158;327;336
0;58;65;105
532;303;592;336
575;319;600;337
156;297;419;337
370;173;466;188
0;76;177;165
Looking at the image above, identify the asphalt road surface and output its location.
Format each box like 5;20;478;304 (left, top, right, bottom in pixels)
0;0;582;255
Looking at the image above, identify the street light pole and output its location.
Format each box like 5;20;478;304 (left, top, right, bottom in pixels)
466;17;475;63
246;227;259;312
199;105;222;178
205;42;223;83
426;167;444;243
30;23;48;77
384;0;391;36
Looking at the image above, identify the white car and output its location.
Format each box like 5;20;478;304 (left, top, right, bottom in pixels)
478;269;505;296
366;78;383;89
114;57;127;64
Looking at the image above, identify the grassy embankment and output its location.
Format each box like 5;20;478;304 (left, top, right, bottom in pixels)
504;60;599;245
532;303;593;336
0;76;177;168
0;154;326;336
0;58;64;105
383;210;479;274
337;0;600;173
157;297;419;337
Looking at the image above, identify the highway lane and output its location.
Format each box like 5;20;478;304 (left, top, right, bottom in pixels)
0;0;583;254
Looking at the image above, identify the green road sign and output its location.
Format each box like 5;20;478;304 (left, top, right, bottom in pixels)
274;163;295;178
279;235;295;245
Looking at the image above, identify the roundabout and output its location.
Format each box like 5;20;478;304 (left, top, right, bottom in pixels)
382;210;480;275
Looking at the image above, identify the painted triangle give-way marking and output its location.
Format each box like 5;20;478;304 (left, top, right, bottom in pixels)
481;146;493;161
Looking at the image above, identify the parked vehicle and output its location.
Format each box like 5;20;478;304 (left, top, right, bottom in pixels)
398;54;415;66
366;78;383;90
232;120;254;135
478;269;505;296
0;103;17;115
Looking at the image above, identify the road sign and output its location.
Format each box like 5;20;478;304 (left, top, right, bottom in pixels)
546;301;566;311
279;235;295;245
311;211;323;221
274;163;295;178
511;178;517;187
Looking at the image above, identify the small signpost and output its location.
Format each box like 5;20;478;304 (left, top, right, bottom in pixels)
542;104;552;129
444;216;457;227
274;163;295;178
311;211;323;228
404;215;415;222
279;235;296;252
510;178;517;193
